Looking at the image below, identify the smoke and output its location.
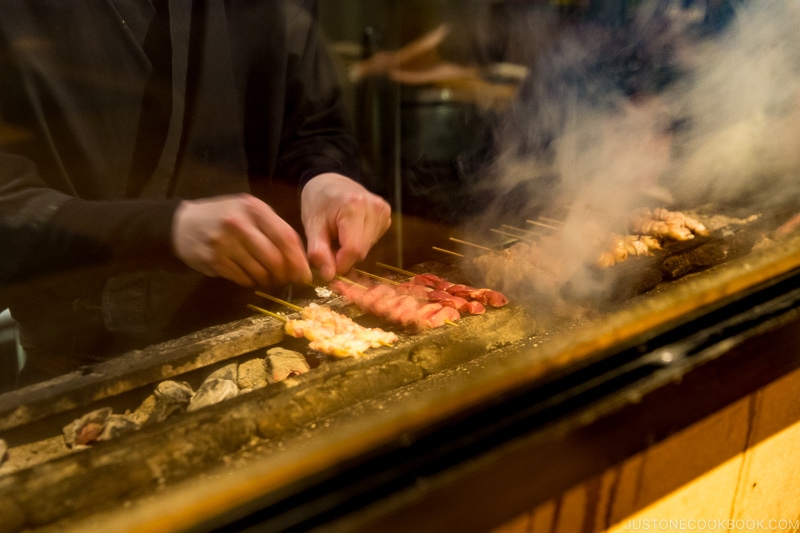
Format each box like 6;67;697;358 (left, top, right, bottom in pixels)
664;0;800;207
463;0;800;316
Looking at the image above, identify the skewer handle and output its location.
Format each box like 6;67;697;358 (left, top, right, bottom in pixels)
353;268;400;285
432;247;464;258
375;262;415;277
255;291;303;312
247;304;288;322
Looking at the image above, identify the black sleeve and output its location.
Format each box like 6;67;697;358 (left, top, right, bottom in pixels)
0;153;180;284
276;0;360;187
19;197;180;279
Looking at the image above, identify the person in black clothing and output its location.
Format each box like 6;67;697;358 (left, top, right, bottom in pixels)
0;0;391;383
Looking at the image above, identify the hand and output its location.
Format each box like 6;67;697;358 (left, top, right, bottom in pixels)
301;173;391;281
172;193;312;287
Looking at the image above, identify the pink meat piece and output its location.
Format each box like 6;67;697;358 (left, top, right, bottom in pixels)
471;288;509;307
412;273;445;287
463;300;486;314
427;290;469;311
396;282;431;301
434;280;455;291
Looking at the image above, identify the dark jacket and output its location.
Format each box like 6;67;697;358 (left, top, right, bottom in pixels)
0;0;359;377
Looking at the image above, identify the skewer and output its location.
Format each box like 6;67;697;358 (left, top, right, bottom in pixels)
538;216;565;226
373;262;457;327
525;219;560;231
490;228;534;243
352;268;399;285
449;237;495;252
255;291;302;312
432;246;464;258
247;304;287;322
375;262;415;277
501;224;543;237
335;274;369;289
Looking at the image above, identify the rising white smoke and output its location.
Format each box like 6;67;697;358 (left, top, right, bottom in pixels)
465;0;800;316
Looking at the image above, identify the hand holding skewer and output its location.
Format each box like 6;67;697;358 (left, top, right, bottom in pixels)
301;173;391;282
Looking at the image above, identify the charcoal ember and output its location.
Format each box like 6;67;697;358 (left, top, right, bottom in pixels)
187;378;239;412
237;358;268;392
0;438;7;466
63;407;113;448
265;347;310;384
145;380;194;424
98;415;140;442
127;394;158;427
660;230;757;279
205;362;238;383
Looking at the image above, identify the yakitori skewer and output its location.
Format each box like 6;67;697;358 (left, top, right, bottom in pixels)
374;262;415;277
255;291;302;312
449;237;496;252
255;291;397;356
490;228;535;243
525;219;560;231
375;263;508;308
432;246;464;258
247;304;287;322
353;268;399;285
501;224;544;237
538;216;566;226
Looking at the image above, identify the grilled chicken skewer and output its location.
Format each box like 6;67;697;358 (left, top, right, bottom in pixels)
252;294;398;358
630;207;709;241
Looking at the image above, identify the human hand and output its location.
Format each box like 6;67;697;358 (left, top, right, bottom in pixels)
301;173;391;281
172;193;312;287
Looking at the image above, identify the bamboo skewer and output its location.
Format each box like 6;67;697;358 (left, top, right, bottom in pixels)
432;246;464;258
352;268;399;285
490;228;534;243
247;304;287;322
525;219;560;231
501;224;544;237
375;262;415;277
335;274;368;289
449;237;495;252
538;216;565;226
255;291;302;312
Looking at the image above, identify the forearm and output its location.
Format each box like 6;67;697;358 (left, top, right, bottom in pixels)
1;196;180;284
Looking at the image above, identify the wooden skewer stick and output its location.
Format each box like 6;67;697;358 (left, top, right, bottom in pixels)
255;291;302;312
335;274;368;289
432;246;464;258
375;262;415;277
501;224;544;237
449;237;495;252
445;320;459;327
490;228;534;243
539;216;565;226
525;219;560;231
247;304;287;322
352;268;399;285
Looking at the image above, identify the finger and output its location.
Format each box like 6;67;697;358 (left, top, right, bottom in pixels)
335;197;391;272
333;210;371;275
224;236;280;286
212;251;263;288
242;200;312;284
228;221;293;284
363;198;392;244
304;214;338;281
